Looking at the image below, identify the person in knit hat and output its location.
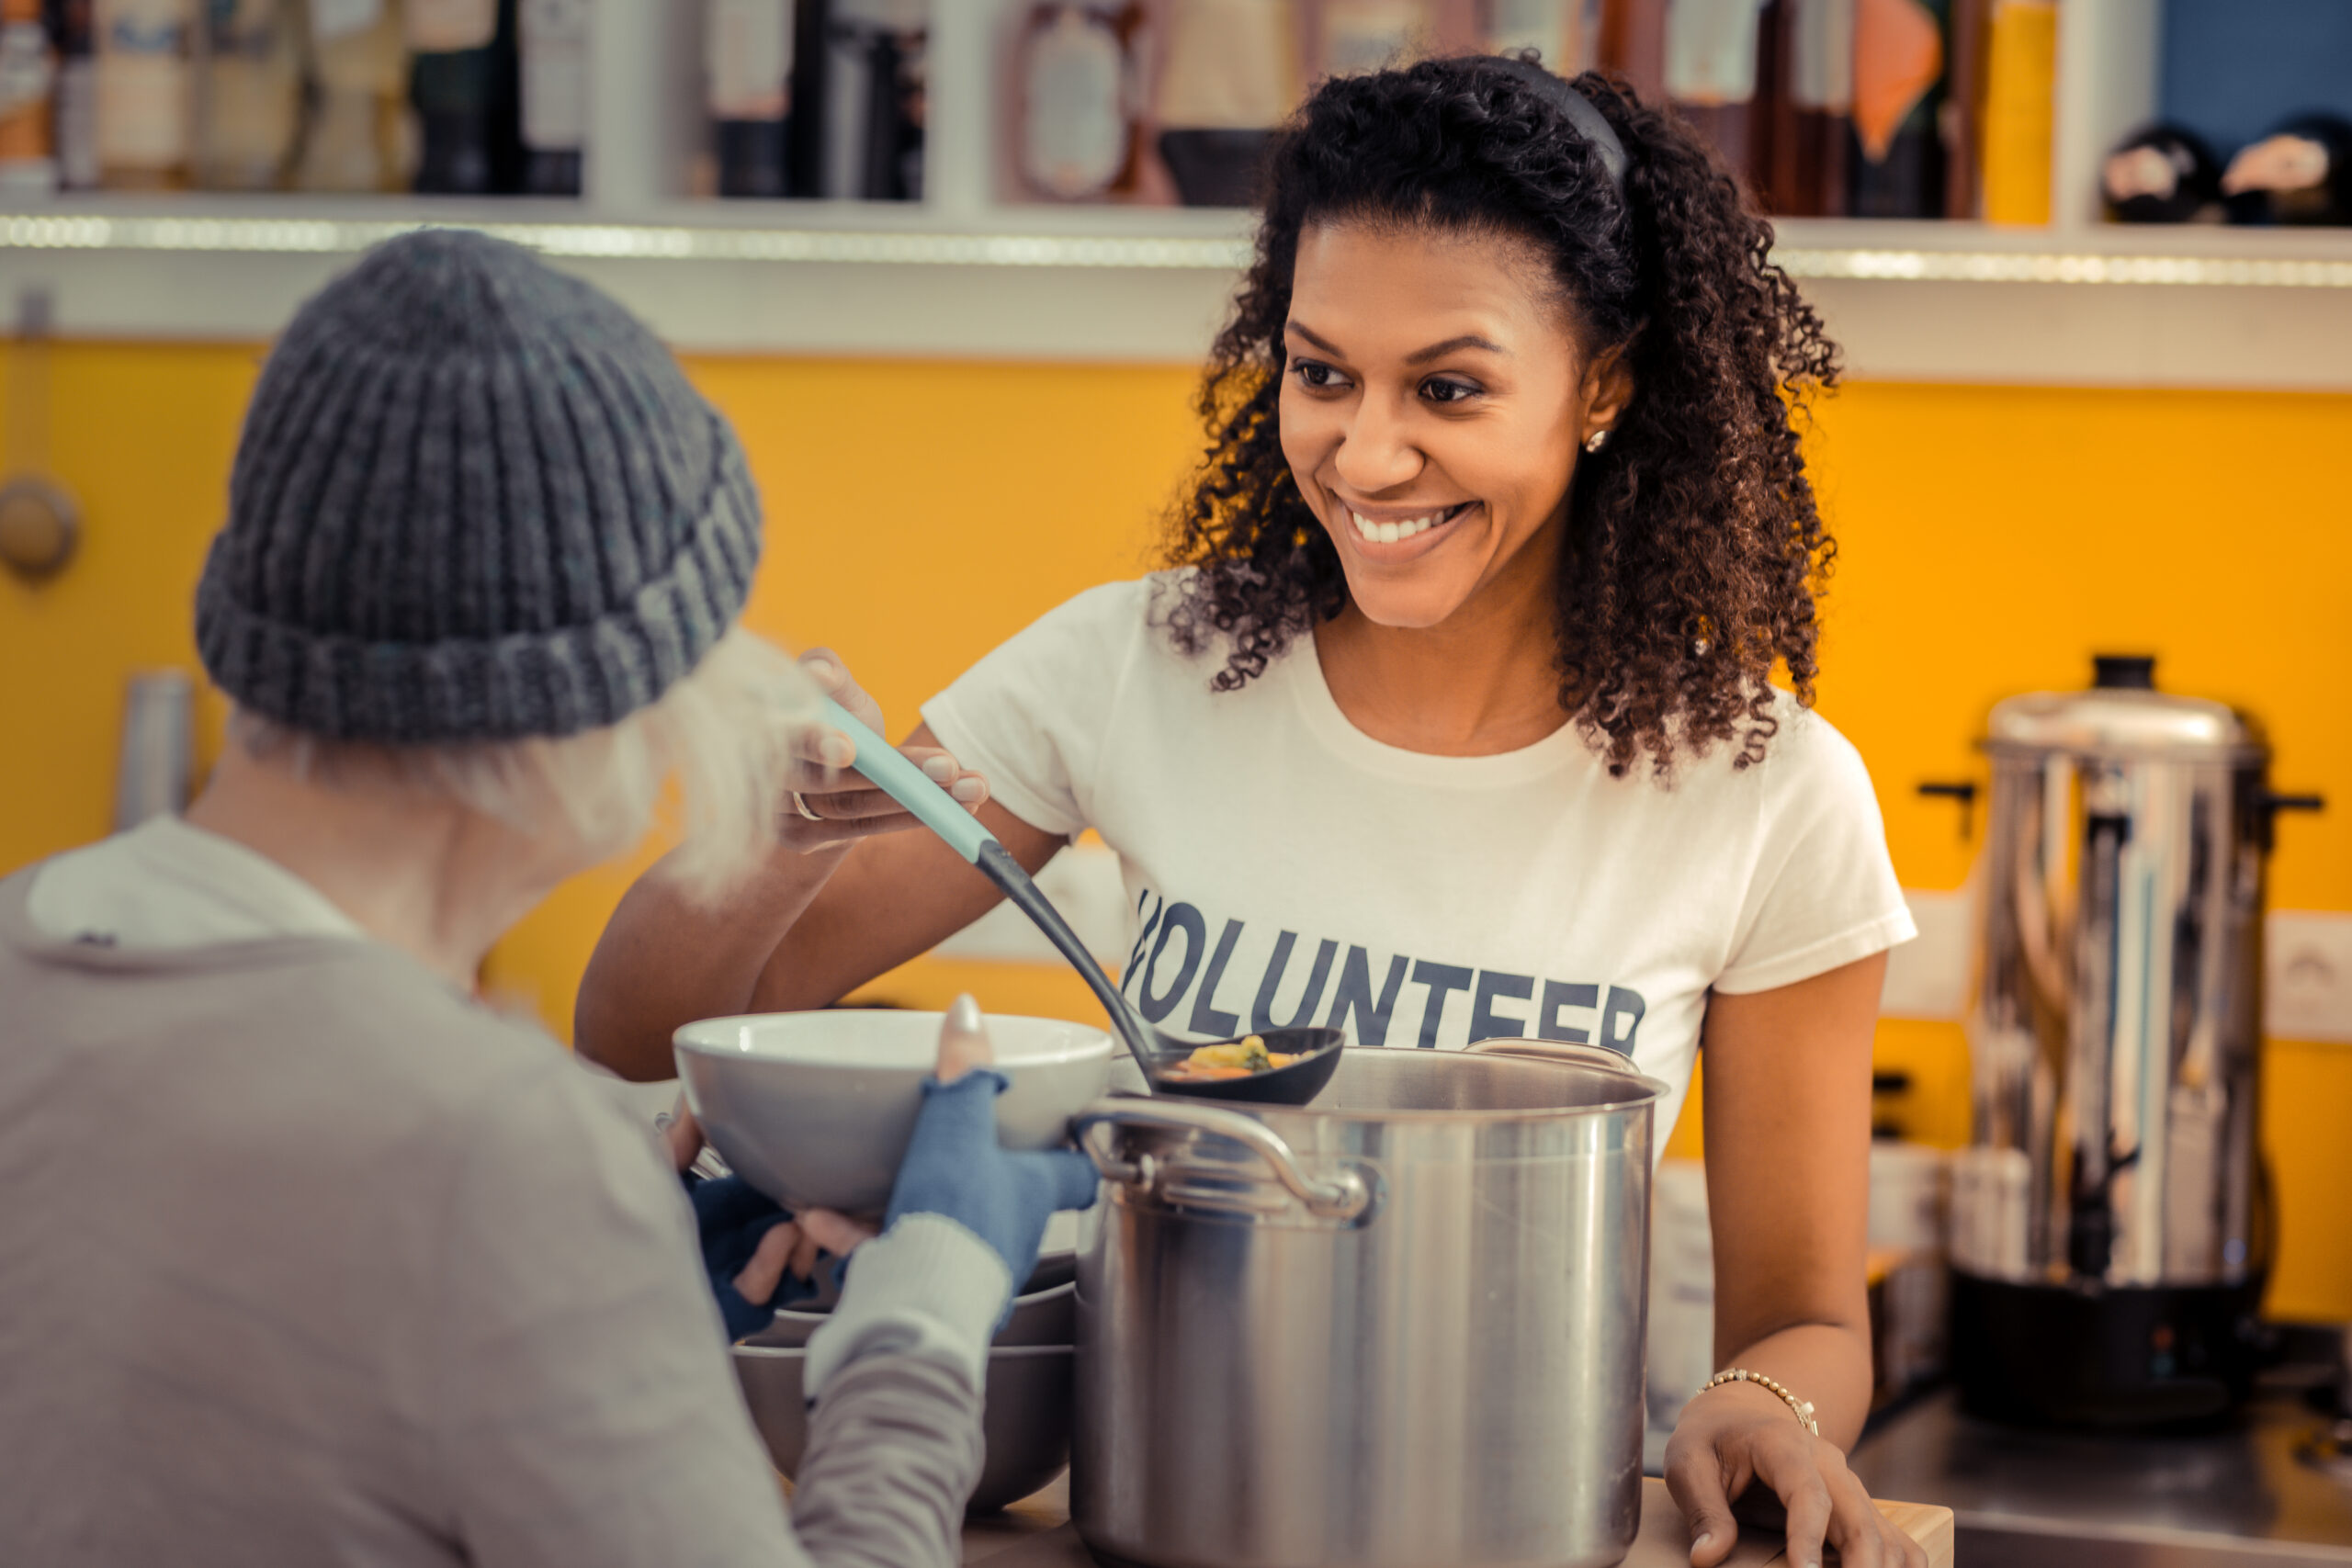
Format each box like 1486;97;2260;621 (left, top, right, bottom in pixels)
0;230;1091;1568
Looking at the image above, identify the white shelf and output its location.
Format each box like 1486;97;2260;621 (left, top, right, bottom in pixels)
7;199;2352;284
6;198;2351;386
5;0;2350;383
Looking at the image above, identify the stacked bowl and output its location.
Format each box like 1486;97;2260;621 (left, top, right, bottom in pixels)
673;1010;1111;1514
732;1235;1082;1513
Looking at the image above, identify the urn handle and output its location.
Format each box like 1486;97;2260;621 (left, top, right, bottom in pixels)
1071;1098;1374;1223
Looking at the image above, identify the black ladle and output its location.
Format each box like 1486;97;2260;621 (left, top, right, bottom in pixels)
822;699;1343;1106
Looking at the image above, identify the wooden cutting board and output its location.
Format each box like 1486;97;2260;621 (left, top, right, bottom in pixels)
962;1475;1956;1565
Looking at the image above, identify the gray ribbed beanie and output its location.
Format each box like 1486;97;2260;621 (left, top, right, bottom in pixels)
196;228;762;743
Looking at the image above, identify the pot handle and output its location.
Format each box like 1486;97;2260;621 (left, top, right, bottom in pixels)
1070;1098;1374;1223
1464;1037;1629;1072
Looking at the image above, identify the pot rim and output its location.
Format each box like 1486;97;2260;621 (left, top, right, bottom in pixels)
733;1343;1073;1363
1148;1045;1672;1125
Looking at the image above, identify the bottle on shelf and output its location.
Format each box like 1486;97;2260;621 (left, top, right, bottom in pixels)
514;0;582;194
1847;0;1946;218
1595;0;1666;104
1779;0;1854;216
2222;113;2352;227
1663;0;1763;176
1938;0;1985;218
405;0;514;194
47;0;98;189
1750;0;1801;212
196;0;304;190
1154;0;1298;208
296;0;412;194
1012;2;1145;204
1974;0;2053;225
1484;0;1598;75
821;0;926;201
2101;122;2222;225
707;0;792;197
0;0;58;193
94;0;195;189
785;0;825;195
1317;0;1430;79
1753;0;1858;217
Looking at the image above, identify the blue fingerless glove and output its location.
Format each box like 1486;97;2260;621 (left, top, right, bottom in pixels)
685;1173;820;1342
884;1069;1102;1325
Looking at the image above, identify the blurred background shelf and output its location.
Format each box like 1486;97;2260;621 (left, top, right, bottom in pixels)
6;198;2352;383
1;0;2346;379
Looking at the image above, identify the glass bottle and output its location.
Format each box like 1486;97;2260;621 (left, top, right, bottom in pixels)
1761;0;1854;216
197;0;303;189
515;0;582;194
47;0;99;189
1664;0;1763;175
0;0;58;193
823;0;925;201
1485;0;1596;75
1154;0;1297;208
94;0;195;188
707;0;790;197
1976;0;2054;225
296;0;410;192
406;0;512;193
1317;0;1428;78
1014;3;1144;203
1848;0;1947;218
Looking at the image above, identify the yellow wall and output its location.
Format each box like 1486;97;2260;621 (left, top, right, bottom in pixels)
2;345;2346;1319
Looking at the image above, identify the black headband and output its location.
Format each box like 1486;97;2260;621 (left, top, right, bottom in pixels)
1494;58;1628;193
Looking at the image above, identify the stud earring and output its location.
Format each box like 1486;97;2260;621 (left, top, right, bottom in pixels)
1583;428;1611;454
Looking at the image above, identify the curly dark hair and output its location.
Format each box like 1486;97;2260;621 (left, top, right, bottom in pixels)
1158;55;1840;777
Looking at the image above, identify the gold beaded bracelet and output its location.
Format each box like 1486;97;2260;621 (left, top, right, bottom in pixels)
1697;1368;1820;1436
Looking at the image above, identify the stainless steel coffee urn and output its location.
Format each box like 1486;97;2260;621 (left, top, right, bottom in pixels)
1936;655;2322;1427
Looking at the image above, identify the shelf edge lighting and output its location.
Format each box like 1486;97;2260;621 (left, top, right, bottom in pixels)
0;215;1259;270
6;215;2352;288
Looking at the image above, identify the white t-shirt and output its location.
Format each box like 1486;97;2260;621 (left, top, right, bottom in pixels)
923;574;1915;1142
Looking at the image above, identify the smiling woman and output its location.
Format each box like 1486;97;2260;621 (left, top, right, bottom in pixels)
580;51;1920;1568
1162;58;1838;778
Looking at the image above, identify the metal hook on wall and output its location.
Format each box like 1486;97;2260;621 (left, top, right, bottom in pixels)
0;286;82;584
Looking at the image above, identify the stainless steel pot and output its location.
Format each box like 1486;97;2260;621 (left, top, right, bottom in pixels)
1070;1043;1667;1568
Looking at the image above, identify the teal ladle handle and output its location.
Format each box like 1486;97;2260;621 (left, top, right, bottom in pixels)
816;696;1159;1064
819;697;994;864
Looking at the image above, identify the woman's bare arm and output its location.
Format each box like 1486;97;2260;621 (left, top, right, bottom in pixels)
575;713;1066;1082
1666;952;1925;1568
745;785;1069;1015
1699;953;1881;1446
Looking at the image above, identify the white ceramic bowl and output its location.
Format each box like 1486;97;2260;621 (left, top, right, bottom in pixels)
674;1010;1113;1215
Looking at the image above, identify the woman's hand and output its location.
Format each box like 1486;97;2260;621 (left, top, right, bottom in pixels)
1664;1381;1925;1568
662;1098;877;1337
776;649;989;853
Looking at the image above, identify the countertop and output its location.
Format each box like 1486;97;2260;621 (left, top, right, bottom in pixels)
1849;1384;2352;1567
958;1474;1954;1566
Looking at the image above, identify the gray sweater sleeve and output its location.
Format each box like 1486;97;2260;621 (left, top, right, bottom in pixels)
434;1055;984;1568
791;1357;984;1568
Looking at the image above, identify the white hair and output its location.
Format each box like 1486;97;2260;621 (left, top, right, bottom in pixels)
226;628;822;904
